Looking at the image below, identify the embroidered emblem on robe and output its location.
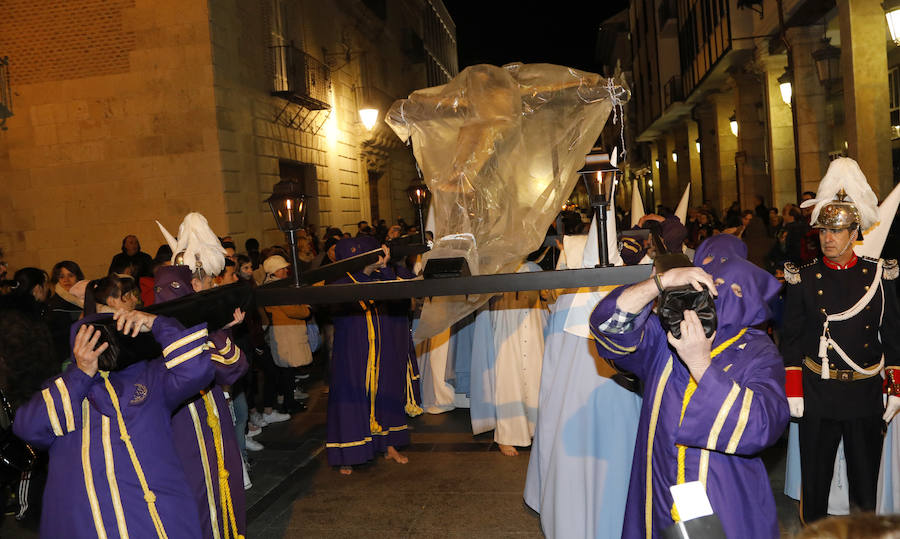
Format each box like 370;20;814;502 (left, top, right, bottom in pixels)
129;383;149;405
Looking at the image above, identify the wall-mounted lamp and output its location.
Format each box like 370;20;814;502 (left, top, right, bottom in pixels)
672;151;678;163
777;67;793;107
655;159;660;169
648;179;654;188
355;85;380;130
695;138;701;153
812;38;841;90
885;0;900;45
359;108;379;130
729;113;739;137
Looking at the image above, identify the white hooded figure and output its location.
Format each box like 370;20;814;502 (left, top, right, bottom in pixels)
523;205;642;538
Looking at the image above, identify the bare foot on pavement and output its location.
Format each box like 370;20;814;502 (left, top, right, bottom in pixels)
385;446;408;464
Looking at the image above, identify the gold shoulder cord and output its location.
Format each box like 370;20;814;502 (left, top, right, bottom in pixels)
670;327;748;522
202;392;244;539
99;372;168;539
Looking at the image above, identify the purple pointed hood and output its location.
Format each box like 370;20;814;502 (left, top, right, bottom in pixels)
154;265;193;304
705;255;780;342
335;236;380;261
694;234;748;269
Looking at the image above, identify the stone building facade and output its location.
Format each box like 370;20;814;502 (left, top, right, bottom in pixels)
0;0;456;277
607;0;896;215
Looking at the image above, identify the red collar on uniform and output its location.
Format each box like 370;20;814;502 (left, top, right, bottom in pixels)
823;254;858;270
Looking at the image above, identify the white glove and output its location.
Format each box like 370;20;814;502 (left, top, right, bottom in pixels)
788;397;804;418
883;396;900;423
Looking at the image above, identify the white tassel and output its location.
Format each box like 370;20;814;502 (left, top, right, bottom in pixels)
819;335;830;380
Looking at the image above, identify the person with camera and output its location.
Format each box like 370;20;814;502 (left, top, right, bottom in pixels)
780;158;900;524
589;235;789;538
13;309;215;538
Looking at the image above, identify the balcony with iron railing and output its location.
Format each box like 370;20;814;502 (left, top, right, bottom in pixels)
663;76;683;109
270;44;331;110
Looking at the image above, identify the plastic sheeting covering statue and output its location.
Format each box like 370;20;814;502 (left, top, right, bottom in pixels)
386;62;628;342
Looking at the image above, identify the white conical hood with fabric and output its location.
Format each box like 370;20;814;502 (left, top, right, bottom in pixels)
855;182;900;259
675;183;690;224
425;202;435;236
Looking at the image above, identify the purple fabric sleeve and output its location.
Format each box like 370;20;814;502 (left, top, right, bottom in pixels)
589;285;665;380
207;328;248;386
152;317;216;410
676;336;789;456
12;365;96;450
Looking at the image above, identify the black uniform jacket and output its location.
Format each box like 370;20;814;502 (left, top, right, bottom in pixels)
780;256;900;420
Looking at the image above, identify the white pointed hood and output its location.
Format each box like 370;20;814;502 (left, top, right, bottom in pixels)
675;183;690;224
855;182;900;259
631;183;645;228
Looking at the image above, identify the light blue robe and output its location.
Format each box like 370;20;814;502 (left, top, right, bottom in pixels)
877;420;900;514
523;288;641;538
784;422;850;514
466;306;498;434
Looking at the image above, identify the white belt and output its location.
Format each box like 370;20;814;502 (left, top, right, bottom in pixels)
818;259;885;379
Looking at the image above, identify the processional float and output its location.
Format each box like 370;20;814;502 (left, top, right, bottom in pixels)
99;63;651;366
258;62;649;342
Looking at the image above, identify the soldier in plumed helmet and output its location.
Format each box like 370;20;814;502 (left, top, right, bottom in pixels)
780;157;900;524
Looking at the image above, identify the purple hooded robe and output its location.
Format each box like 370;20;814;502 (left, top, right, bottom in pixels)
590;238;789;539
154;265;248;539
13;314;214;538
325;237;422;466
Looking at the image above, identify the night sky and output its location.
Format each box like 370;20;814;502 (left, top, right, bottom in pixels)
446;1;630;73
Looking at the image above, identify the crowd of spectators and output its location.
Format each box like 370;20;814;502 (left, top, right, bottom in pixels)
0;214;424;525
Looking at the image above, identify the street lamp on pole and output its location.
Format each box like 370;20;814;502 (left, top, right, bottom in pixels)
266;179;308;288
406;176;430;245
577;148;620;268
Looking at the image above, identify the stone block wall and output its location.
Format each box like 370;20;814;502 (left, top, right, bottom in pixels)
0;0;225;278
1;0;443;278
207;0;421;251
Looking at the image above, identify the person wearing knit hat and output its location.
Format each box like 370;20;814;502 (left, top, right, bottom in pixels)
155;213;249;539
325;237;422;475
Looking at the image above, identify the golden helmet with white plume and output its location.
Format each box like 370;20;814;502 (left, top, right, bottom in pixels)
156;213;226;279
801;157;879;235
